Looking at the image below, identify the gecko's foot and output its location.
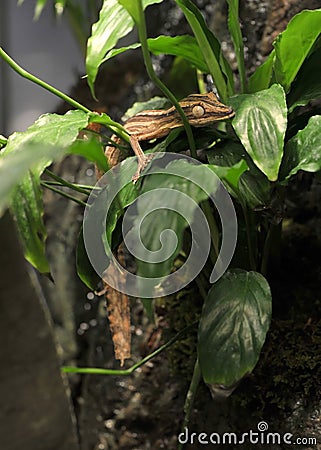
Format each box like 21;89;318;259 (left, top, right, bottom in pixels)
132;153;155;183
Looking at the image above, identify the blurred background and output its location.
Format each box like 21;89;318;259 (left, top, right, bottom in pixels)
0;0;83;135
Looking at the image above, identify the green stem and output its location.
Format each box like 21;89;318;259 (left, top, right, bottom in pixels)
0;47;128;140
44;181;100;191
0;47;91;114
196;69;207;94
62;322;198;375
178;358;202;450
41;182;87;207
45;169;89;195
227;0;247;93
136;2;197;160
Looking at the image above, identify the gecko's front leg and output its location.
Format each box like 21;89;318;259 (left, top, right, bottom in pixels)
130;135;155;183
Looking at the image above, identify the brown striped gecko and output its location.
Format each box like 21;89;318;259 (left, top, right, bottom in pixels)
105;92;235;182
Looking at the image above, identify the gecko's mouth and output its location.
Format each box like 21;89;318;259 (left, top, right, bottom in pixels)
216;107;235;120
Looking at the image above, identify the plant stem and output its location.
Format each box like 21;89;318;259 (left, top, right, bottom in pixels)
41;182;87;207
0;47;128;139
45;169;90;195
0;47;91;114
196;69;207;94
136;1;197;160
178;358;202;450
63;322;198;375
45;181;100;191
226;0;247;93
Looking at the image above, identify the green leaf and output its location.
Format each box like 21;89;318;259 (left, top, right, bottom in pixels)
84;157;139;263
0;135;7;147
11;172;50;274
86;0;133;98
70;138;108;173
149;35;208;73
86;0;163;97
248;51;275;93
238;171;271;210
118;0;162;22
287;46;321;112
103;35;209;74
2;110;90;270
0;143;66;217
132;160;218;281
231;84;287;181
280;115;321;180
273;9;321;92
226;0;246;92
208;160;248;197
5;110;90;162
198;269;272;387
174;0;233;100
207;142;271;209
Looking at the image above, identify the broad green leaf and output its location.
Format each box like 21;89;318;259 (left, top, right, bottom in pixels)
280;115;321;180
132;160;218;282
207;142;271;209
11;172;50;274
86;0;133;98
86;0;163;97
287;46;321;112
226;0;246;92
5;110;90;164
238;171;271;209
0;143;66;217
248;51;275;93
231;84;287;181
273;9;321;92
198;269;272;387
174;0;233;100
70;138;108;172
83;157;139;270
148;35;208;73
208;160;248;197
103;35;209;74
3;110;90;270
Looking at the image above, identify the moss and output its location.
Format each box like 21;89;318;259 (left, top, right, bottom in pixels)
234;318;321;417
159;286;202;380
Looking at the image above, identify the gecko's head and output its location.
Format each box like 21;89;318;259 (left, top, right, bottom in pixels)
184;92;235;126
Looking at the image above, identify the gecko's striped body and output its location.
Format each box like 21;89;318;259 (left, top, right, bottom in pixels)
105;92;234;181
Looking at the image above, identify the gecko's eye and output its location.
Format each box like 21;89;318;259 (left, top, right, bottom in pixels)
192;104;205;118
